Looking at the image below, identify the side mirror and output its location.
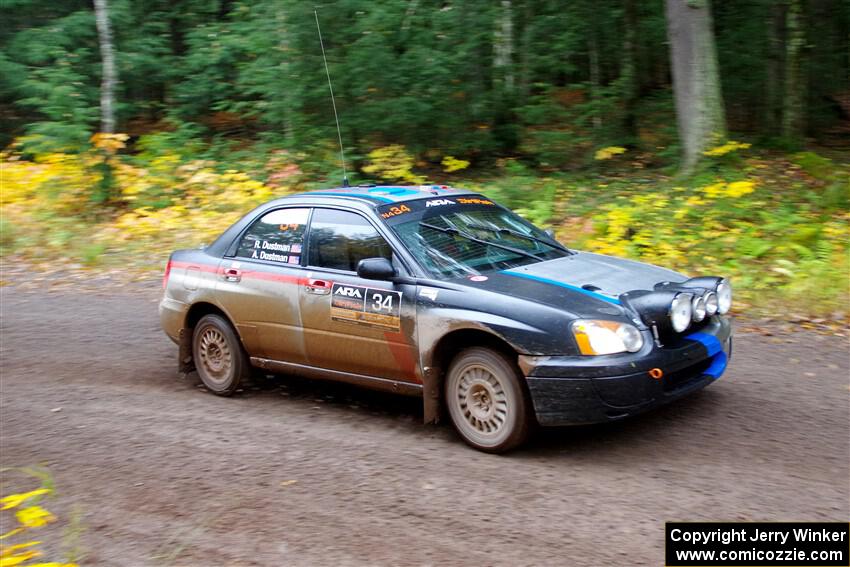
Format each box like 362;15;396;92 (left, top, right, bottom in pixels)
356;257;396;281
544;229;555;239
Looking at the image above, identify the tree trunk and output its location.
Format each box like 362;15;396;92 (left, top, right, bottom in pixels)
493;0;515;93
664;0;726;173
276;8;295;146
765;2;786;136
621;0;639;140
782;0;806;145
587;7;602;133
94;0;117;133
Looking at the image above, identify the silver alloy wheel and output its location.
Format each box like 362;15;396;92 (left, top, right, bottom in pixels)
197;326;233;385
447;354;521;449
458;364;509;435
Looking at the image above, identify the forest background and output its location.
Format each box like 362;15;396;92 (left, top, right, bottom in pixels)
1;0;848;318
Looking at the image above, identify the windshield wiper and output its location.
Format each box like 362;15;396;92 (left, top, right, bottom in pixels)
419;222;544;262
465;222;572;254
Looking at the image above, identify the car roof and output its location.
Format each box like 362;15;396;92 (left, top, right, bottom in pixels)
291;184;476;206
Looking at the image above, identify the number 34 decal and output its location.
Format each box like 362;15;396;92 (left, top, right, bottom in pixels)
372;293;394;312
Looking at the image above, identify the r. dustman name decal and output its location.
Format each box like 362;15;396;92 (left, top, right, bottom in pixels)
331;283;402;330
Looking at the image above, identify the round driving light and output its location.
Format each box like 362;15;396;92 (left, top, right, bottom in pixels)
691;295;706;322
616;324;644;353
704;291;718;316
670;294;693;333
716;280;732;314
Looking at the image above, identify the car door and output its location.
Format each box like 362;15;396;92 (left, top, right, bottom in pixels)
298;207;420;383
215;207;311;365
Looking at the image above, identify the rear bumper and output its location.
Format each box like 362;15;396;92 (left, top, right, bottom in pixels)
159;296;188;344
520;316;732;426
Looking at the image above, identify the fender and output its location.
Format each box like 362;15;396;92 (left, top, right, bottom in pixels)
417;306;552;424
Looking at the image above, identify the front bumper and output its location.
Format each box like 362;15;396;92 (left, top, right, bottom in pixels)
519;316;732;426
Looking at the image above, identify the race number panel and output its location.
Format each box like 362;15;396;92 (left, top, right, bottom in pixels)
330;283;402;330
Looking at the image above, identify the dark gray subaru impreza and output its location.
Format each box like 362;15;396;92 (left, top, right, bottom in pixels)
160;185;732;452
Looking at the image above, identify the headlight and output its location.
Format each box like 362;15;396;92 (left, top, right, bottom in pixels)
704;291;718;316
670;293;693;332
691;295;706;322
572;320;644;355
716;279;732;314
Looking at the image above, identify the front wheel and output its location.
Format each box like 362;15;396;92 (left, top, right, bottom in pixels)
192;314;250;396
444;347;530;453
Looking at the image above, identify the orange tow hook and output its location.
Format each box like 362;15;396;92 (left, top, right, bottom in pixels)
648;368;664;380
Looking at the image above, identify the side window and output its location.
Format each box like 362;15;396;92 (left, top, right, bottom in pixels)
237;208;310;264
307;209;393;272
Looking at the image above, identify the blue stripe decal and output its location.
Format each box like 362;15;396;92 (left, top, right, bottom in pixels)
684;331;723;357
704;351;728;379
307;192;393;203
502;270;621;305
685;331;727;379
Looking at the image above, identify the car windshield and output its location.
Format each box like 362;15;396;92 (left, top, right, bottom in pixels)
378;197;570;278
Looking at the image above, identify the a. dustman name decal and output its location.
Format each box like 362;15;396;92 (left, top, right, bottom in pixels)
331;283;402;330
248;239;303;263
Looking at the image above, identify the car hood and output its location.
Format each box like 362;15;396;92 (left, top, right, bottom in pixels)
506;252;686;299
446;252;687;320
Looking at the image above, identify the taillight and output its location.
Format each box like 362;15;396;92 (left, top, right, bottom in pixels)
162;258;173;290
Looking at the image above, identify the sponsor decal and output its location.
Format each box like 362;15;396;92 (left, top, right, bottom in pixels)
425;198;456;207
419;287;439;301
455;197;494;206
468;275;488;282
331;283;402;330
334;285;363;298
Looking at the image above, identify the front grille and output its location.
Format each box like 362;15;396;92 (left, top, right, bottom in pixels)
663;357;713;391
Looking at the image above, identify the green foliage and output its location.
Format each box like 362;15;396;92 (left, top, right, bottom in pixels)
793;151;835;181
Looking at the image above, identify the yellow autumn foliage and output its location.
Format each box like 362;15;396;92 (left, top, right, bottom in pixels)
1;136;284;266
0;483;77;567
362;145;425;184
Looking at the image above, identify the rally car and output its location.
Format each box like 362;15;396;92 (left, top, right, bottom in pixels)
160;185;732;452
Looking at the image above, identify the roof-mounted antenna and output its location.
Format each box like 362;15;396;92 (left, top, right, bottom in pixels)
314;9;349;188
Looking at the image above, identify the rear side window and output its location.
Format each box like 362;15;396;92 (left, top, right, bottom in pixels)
307;209;392;272
237;208;310;264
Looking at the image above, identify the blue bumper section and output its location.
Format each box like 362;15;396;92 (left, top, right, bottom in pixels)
685;331;728;379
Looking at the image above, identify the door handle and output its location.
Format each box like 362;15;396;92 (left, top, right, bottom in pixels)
223;268;242;282
306;278;332;295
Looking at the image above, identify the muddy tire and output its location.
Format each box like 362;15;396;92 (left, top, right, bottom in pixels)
192;314;250;396
444;347;530;453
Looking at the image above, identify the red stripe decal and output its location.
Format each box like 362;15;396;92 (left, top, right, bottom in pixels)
383;330;420;383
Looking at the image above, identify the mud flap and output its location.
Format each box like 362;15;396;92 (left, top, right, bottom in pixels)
422;366;441;424
178;328;195;374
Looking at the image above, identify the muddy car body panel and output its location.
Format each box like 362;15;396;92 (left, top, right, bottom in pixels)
160;185;733;446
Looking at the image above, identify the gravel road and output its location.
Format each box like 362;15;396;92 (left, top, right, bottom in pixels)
1;283;848;566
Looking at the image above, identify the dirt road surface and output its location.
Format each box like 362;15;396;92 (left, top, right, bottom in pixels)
1;283;848;566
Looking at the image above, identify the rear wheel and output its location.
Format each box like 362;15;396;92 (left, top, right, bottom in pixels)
444;347;530;453
192;314;250;396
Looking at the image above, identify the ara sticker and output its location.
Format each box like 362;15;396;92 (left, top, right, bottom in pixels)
331;283;402;330
425;199;456;207
468;275;488;282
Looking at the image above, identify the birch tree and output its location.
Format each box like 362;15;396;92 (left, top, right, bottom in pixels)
94;0;116;133
665;0;726;172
